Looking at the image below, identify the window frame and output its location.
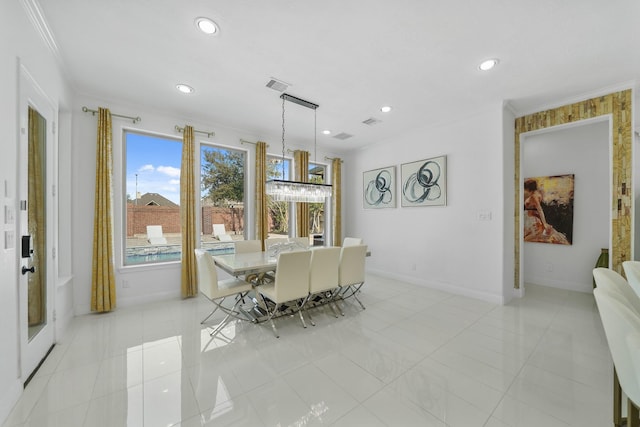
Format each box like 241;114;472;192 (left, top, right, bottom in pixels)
121;129;184;268
198;140;249;254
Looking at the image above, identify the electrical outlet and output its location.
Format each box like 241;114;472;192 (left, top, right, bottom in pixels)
122;280;130;288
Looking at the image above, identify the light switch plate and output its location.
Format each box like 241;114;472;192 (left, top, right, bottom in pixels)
477;210;492;221
4;230;14;249
4;205;14;224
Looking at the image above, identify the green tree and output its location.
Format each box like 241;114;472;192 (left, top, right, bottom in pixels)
267;158;288;234
308;174;324;234
201;147;244;206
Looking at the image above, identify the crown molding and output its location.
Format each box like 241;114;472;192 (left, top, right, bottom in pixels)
20;0;62;63
502;100;518;117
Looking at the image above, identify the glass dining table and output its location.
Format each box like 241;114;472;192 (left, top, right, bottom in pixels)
212;251;278;278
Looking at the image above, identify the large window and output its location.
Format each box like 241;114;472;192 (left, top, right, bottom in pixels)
267;156;291;239
124;131;182;265
200;144;246;254
123;133;249;265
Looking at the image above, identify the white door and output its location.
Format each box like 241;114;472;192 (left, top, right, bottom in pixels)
18;67;56;383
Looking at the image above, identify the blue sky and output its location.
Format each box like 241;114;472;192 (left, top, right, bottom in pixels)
126;133;182;204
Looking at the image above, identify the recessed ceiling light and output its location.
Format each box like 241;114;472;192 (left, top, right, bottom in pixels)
195;17;219;35
380;106;392;113
176;84;194;94
322;130;331;135
479;58;499;71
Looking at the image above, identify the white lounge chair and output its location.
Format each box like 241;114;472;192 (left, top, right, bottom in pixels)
212;223;233;241
146;225;168;245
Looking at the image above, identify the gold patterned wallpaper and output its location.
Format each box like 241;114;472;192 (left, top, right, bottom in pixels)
514;90;632;288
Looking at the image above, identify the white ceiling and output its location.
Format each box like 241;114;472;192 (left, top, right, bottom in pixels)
36;0;640;153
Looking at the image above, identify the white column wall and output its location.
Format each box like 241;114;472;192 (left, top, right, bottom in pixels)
344;105;507;303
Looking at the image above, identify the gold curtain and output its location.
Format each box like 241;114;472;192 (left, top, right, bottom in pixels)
332;157;342;246
255;141;268;250
181;126;198;298
91;107;116;312
27;107;45;325
294;150;309;237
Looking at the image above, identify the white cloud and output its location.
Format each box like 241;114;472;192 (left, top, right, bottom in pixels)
168;179;180;185
137;164;154;173
157;165;181;178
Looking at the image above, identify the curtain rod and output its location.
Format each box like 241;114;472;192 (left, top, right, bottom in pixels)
174;125;214;138
325;156;343;163
240;139;269;147
82;106;141;123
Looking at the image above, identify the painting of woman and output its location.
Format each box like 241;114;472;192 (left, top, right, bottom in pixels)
523;177;572;245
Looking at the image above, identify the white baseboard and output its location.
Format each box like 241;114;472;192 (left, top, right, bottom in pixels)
368;268;506;305
0;379;22;426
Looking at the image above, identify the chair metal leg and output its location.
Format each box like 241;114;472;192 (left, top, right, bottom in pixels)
352;284;366;310
298;309;308;328
328;300;340;318
298;296;310;328
614;367;625;427
261;296;280;338
629;398;639;427
332;289;346;316
201;297;225;324
340;283;366;310
209;310;233;336
305;307;315;326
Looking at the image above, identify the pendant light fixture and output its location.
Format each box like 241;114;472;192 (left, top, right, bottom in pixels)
265;93;333;202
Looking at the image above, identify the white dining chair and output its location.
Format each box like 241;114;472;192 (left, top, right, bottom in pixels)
594;267;640;314
594;287;640;427
234;239;262;254
342;237;363;247
194;249;253;333
593;267;640;427
623;261;640;299
307;246;342;324
256;250;312;338
337;244;368;312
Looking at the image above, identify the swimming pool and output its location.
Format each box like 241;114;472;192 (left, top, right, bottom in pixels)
124;243;234;265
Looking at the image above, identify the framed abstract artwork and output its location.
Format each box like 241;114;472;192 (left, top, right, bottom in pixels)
401;155;447;207
523;174;574;245
363;166;396;209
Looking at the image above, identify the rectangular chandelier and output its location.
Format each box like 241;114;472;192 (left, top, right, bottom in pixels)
266;179;333;202
266;92;333;203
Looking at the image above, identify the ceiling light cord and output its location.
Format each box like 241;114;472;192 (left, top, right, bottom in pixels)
281;96;286;179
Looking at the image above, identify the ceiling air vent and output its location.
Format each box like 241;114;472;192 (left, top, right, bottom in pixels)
333;132;354;140
362;117;382;126
266;78;289;92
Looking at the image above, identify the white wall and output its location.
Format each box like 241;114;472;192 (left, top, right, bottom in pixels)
0;1;73;423
344;105;508;303
71;93;344;313
522;119;609;292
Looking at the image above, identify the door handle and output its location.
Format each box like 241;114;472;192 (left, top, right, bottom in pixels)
21;266;35;275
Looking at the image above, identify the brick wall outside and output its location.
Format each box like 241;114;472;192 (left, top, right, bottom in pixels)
126;204;245;236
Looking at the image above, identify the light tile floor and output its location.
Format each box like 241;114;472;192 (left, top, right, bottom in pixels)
2;275;612;427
